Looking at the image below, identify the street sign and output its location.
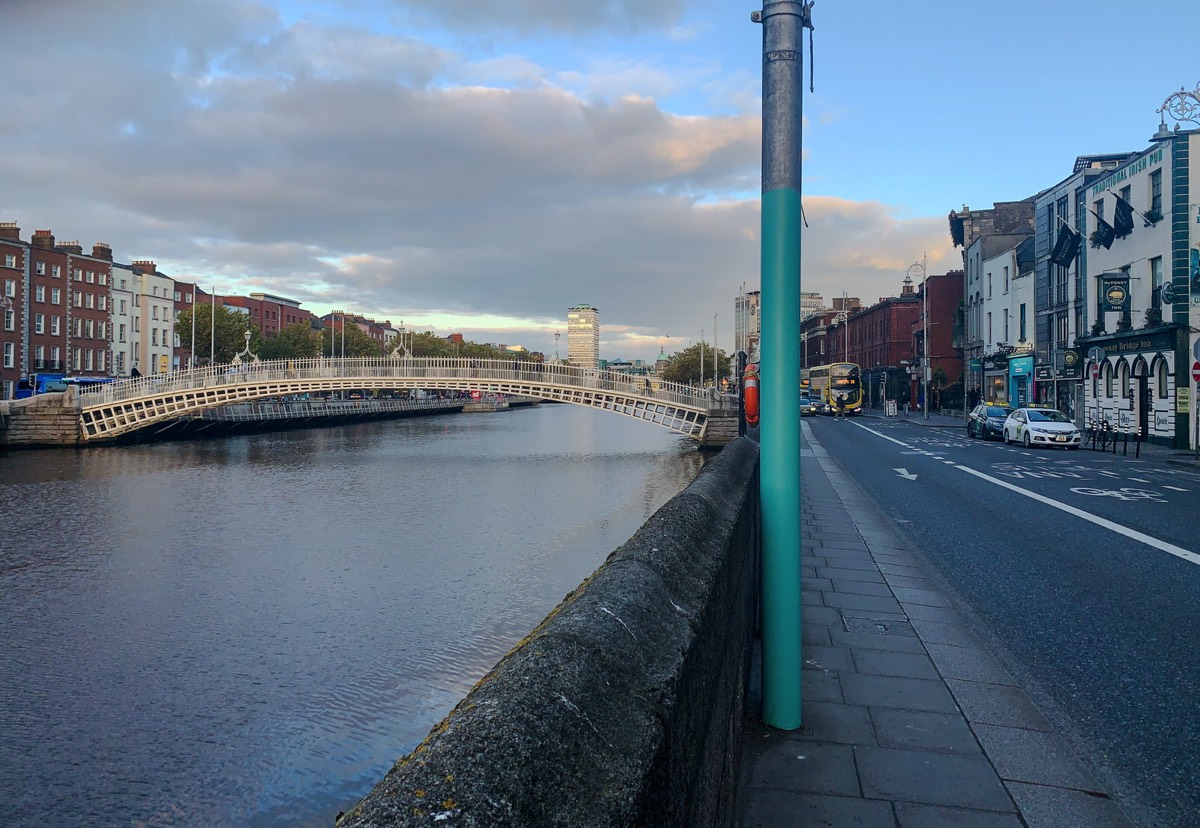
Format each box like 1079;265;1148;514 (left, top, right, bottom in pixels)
1193;361;1200;384
1194;338;1200;361
1088;346;1106;364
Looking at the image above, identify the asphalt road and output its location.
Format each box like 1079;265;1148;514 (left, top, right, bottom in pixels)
807;415;1200;828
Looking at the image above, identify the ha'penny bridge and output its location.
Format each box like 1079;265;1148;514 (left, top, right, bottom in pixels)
70;357;739;445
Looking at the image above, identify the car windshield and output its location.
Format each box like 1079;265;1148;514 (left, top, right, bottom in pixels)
1027;409;1070;423
987;407;1012;417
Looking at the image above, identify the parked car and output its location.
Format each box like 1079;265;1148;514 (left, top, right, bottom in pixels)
799;395;817;416
967;403;1015;441
1002;407;1081;449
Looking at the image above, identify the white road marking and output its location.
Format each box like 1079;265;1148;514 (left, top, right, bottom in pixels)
956;465;1200;565
893;468;918;480
1164;485;1189;492
1129;477;1150;483
851;421;1199;565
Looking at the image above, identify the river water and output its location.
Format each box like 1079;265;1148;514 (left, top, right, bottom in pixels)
0;404;702;827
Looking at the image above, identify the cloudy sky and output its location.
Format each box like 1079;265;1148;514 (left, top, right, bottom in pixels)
4;0;1198;362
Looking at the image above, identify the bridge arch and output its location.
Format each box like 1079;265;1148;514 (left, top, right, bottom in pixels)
78;357;734;443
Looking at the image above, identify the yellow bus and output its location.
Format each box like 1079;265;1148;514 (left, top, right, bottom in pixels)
808;362;862;415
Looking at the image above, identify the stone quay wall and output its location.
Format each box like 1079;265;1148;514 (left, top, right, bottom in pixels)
0;392;81;448
337;437;761;828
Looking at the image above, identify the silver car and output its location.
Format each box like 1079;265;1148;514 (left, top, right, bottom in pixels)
1002;407;1081;449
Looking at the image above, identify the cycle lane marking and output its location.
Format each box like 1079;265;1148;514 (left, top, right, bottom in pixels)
851;422;1199;565
956;465;1200;566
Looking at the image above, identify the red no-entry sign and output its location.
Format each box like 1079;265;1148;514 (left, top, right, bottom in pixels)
1193;361;1200;384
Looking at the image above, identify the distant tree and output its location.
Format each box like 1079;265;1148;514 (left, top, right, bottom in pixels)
176;304;260;364
322;322;384;357
408;331;455;357
661;344;732;386
259;322;321;360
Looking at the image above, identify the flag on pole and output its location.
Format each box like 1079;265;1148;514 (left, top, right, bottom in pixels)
1050;224;1082;267
1113;193;1135;237
1090;211;1116;249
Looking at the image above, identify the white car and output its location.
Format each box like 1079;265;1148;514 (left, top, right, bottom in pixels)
1002;407;1081;449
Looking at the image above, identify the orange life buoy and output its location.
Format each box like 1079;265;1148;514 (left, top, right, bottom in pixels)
743;365;760;427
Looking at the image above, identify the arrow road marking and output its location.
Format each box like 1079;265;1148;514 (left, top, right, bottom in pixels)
893;468;918;480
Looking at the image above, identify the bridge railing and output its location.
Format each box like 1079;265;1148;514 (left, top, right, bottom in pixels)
86;357;729;411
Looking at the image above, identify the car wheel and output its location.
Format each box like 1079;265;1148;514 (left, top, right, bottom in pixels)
1003;430;1010;445
1023;432;1031;448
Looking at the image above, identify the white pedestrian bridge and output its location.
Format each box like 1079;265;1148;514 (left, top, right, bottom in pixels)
77;357;737;443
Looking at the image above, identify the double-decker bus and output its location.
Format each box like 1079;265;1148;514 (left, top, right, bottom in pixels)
808;362;862;415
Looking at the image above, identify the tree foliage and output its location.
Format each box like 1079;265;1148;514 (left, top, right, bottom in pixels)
176;304;263;365
660;343;732;386
322;321;384;357
259;322;321;360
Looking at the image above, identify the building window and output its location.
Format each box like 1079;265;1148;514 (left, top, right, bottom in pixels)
1157;359;1169;399
987;312;992;343
98;350;106;372
1004;311;1009;343
1019;304;1027;341
51;316;60;335
35;285;45;303
1119;360;1130;399
1056;312;1068;351
3;309;12;331
74;268;82;281
86;271;95;284
35;313;45;334
3;254;14;268
1003;266;1009;294
1094;198;1105;223
98;272;107;286
119;324;126;343
98;321;106;339
72;318;81;337
73;348;82;371
85;319;94;339
152;329;158;346
987;272;992;298
1104;362;1114;398
36;262;45;275
73;291;82;307
4;279;14;297
98;295;106;311
50;346;60;367
1151;257;1164;311
51;287;61;305
52;264;61;278
2;342;12;368
85;293;94;309
1150;169;1162;215
84;349;93;370
119;299;126;314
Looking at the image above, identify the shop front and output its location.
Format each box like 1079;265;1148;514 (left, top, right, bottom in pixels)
1033;348;1082;420
1007;353;1034;408
982;354;1008;404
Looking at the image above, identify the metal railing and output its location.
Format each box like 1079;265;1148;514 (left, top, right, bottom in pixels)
78;358;734;441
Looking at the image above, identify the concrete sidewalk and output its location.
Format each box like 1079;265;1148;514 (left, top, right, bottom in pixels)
737;424;1135;827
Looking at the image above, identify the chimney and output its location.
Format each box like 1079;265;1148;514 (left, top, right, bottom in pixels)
58;240;83;254
133;260;157;274
31;229;55;250
0;222;20;241
92;242;113;261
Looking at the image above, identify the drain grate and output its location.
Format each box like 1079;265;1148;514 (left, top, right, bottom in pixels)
842;615;917;637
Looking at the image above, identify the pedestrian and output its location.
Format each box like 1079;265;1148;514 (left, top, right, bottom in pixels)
835;395;846;420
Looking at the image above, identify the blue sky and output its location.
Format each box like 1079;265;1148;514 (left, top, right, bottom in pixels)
3;0;1198;361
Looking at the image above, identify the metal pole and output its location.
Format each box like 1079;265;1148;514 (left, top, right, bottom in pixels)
190;286;195;371
714;313;718;384
923;254;929;420
210;287;215;365
700;328;705;388
754;0;809;730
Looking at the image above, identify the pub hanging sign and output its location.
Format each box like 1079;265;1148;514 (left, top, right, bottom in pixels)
1101;274;1131;313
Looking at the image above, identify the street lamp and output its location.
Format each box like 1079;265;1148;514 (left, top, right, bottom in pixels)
908;257;929;421
833;311;848;363
554;330;560;362
1152;82;1200;140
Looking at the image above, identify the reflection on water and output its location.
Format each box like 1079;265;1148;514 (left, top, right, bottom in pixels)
0;405;702;827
